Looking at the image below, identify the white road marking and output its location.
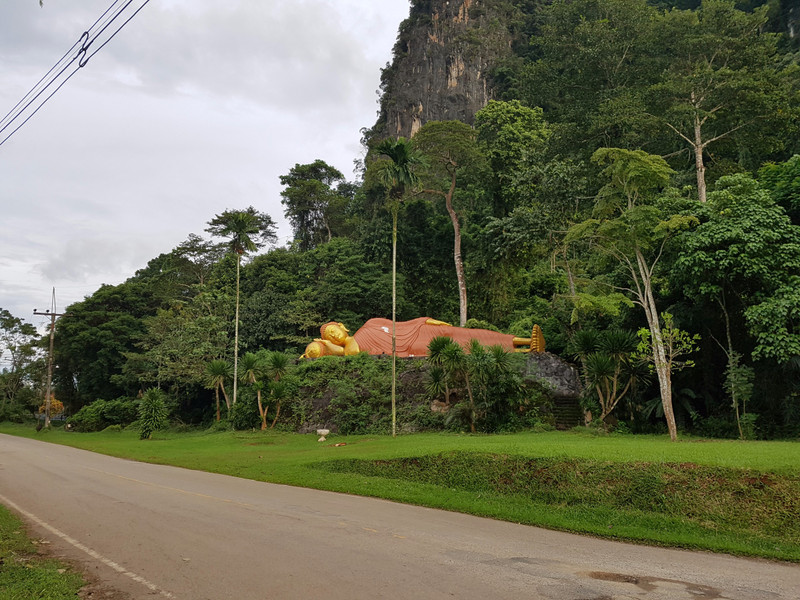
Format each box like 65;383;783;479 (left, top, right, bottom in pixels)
0;492;175;599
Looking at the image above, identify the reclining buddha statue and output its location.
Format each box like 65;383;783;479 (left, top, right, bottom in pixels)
302;318;545;359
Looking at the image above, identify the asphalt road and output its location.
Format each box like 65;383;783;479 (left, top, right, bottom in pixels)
1;434;798;600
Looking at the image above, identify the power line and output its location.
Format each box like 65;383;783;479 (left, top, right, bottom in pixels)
0;0;152;148
0;0;129;129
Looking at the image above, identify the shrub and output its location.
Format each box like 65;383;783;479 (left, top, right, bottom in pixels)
230;391;260;431
464;318;500;332
206;419;232;432
68;398;138;432
0;402;30;424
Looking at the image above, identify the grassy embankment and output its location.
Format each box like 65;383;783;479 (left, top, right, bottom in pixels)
0;504;84;600
2;424;799;562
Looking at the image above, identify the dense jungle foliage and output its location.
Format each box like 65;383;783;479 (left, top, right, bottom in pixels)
2;0;798;439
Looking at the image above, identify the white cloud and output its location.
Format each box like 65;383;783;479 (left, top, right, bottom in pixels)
0;0;411;321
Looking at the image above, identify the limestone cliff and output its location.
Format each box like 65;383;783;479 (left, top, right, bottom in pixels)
371;0;524;140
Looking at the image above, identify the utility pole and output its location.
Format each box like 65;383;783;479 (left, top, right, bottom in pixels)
33;288;66;429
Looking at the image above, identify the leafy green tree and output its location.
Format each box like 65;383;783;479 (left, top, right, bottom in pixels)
649;0;794;202
513;0;660;156
566;148;698;440
745;276;800;364
374;137;424;437
723;351;755;439
280;160;351;251
0;309;39;414
759;155;800;225
474;100;552;216
131;235;227;300
54;281;162;411
633;312;700;410
238;248;306;352
138;388;169;440
468;101;560;327
674;173;800;432
170;234;228;287
206;207;277;407
297;238;395;325
125;289;231;397
512;0;796;199
413;121;486;326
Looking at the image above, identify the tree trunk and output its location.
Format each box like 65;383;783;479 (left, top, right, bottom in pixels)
220;382;231;416
465;371;476;433
444;174;468;327
693;114;707;203
391;204;398;438
644;279;678;441
636;248;678;441
564;247;577;298
257;390;268;431
719;298;744;440
270;401;281;429
233;254;241;405
215;387;221;422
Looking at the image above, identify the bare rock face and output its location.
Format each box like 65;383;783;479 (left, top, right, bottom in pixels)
522;352;582;401
373;0;516;139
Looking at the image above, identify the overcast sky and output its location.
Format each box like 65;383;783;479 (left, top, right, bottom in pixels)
0;0;410;330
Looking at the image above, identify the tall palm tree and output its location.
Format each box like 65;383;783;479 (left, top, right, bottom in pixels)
204;359;232;421
375;137;423;438
206;207;276;406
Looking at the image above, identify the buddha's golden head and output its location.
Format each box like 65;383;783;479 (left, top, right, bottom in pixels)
303;341;325;359
321;322;349;346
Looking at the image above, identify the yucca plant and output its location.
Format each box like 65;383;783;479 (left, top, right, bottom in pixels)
264;351;290;429
204;359;232;421
428;336;456;404
426;366;447;402
138;389;169;440
584;329;639;424
240;352;268;430
568;329;601;388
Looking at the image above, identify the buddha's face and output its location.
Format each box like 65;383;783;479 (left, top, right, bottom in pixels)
304;341;324;358
323;323;348;345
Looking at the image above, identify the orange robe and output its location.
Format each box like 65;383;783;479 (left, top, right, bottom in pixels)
352;317;518;357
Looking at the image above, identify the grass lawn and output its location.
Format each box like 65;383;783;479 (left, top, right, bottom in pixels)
2;423;799;562
0;504;84;600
